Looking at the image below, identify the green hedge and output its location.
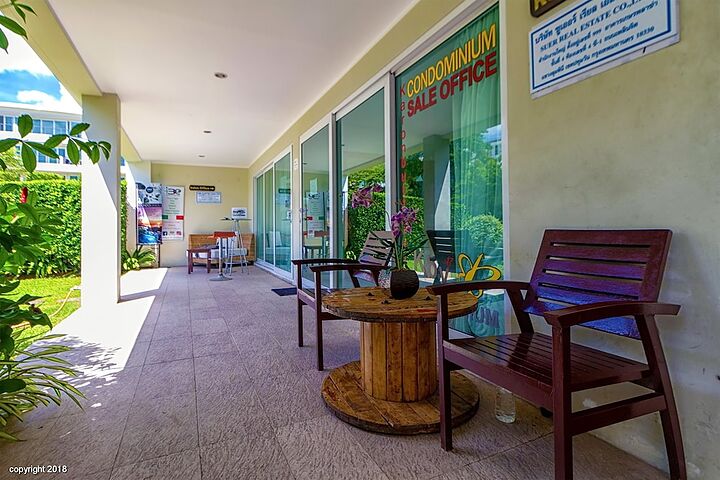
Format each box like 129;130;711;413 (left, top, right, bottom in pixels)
346;192;425;261
0;179;127;276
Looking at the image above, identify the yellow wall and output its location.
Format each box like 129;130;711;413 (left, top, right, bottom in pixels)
247;0;464;202
506;1;719;477
151;164;250;267
246;0;719;476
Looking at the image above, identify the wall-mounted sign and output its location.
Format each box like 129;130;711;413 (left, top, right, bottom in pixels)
189;185;215;191
231;207;248;219
530;0;679;96
136;182;163;245
531;0;568;18
196;191;222;204
162;185;184;241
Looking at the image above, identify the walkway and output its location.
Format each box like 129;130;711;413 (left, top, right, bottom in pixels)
0;267;667;479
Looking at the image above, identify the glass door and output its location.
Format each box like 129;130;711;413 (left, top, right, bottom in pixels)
254;148;293;278
300;125;331;286
273;153;292;273
336;88;385;287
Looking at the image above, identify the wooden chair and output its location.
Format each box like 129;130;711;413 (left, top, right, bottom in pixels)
426;229;462;282
428;229;685;480
291;231;394;370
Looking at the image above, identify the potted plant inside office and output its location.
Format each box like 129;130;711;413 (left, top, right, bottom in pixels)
350;184;426;299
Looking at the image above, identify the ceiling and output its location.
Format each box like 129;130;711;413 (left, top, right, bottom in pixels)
48;0;417;167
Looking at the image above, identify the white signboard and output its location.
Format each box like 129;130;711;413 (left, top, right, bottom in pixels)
305;193;325;233
162;185;184;241
530;0;678;96
196;191;222;204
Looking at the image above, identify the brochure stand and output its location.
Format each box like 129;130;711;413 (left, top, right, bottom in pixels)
210;231;235;281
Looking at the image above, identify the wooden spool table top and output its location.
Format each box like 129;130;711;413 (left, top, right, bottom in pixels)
322;286;477;323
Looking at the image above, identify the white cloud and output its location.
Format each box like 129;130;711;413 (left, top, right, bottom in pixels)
0;29;52;76
16;85;81;114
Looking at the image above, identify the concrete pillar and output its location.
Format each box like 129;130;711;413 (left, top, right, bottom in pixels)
422;135;451;229
81;93;121;307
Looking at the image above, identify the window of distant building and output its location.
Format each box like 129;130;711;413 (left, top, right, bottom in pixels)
0;115;14;131
41;120;54;135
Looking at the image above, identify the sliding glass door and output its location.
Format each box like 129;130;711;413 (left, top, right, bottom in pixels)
396;4;504;336
336;89;385;286
300;125;331;286
254;149;292;277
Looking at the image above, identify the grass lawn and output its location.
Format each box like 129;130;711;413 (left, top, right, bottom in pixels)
9;275;81;342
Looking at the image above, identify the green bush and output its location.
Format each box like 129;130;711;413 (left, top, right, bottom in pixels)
345;192;425;260
0;179;127;276
460;213;503;250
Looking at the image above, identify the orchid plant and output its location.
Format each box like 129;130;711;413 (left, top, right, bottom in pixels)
350;184;426;270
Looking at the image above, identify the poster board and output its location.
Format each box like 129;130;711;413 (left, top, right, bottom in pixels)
137;183;163;245
162;185;184;241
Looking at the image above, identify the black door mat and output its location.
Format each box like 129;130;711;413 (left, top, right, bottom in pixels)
271;287;297;296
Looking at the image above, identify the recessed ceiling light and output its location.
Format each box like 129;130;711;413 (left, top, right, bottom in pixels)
198;154;206;158
214;72;228;79
203;130;212;134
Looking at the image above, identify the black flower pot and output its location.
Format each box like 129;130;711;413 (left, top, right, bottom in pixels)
389;269;420;299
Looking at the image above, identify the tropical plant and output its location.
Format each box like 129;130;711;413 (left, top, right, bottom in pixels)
0;330;83;441
122;245;155;272
0;2;108;441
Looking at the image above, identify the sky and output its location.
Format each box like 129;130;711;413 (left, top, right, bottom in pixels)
0;29;81;113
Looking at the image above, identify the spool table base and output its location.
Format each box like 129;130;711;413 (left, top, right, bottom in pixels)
321;361;479;435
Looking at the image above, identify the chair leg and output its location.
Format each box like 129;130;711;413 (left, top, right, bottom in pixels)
316;316;324;371
297;300;304;347
438;357;453;451
552;327;573;480
636;315;686;479
552;409;573;480
660;406;686;479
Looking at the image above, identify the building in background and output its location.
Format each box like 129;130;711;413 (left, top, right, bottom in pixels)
0;103;127;179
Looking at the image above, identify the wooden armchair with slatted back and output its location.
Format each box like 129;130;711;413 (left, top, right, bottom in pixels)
428;229;685;480
291;231;394;370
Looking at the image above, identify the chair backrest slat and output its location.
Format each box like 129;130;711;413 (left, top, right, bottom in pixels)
358;231;394;267
426;230;461;272
525;229;672;339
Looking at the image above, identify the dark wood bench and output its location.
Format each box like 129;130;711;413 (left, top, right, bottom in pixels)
429;229;685;480
291;231;394;370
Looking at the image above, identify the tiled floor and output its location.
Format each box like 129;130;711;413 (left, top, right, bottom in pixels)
0;267;669;479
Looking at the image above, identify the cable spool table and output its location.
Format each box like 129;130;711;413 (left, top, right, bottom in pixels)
321;286;480;435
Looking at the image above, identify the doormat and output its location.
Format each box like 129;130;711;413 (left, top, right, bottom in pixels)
271;287;297;296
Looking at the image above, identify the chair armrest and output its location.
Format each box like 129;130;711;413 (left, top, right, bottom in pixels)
427;280;531;296
543;301;681;328
309;263;385;273
291;258;359;266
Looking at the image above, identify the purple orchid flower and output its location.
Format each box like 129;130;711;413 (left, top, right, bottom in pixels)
350;184;384;209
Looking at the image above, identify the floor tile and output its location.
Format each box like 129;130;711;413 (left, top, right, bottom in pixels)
194;352;251;394
134;358;195;401
200;430;295;480
276;415;388;480
37;407;128;477
146;336;193;365
192;332;237;357
253;371;328;429
191;317;228;336
197;384;272;445
110;449;201;480
115;393;198;467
